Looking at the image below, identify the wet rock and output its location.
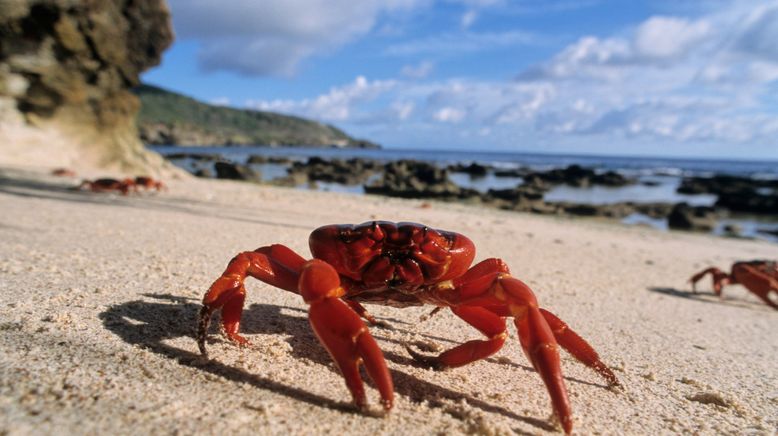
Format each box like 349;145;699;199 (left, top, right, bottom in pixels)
557;202;637;218
667;203;717;232
677;175;777;195
715;188;778;214
722;224;743;238
523;165;633;188
193;167;214;178
493;167;528;178
634;203;674;219
450;162;489;177
246;155;293;164
365;159;474;199
483;185;547;212
165;152;221;161
592;170;632;186
757;228;778;237
485;186;543;202
287;157;379;185
269;171;308;187
677;175;778;214
213;161;262;182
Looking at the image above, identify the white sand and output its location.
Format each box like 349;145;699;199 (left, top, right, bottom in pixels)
1;165;777;435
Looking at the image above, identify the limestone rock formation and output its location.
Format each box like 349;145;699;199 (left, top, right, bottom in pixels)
0;0;176;175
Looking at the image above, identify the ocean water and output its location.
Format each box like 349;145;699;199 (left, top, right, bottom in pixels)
154;145;778;179
153;146;778;242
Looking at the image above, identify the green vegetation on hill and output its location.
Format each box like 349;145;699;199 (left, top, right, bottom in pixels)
133;84;379;148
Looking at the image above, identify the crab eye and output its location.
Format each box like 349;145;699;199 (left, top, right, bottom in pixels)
370;222;385;241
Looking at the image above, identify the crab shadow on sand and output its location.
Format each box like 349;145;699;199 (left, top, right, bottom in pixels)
647;287;770;311
99;293;618;433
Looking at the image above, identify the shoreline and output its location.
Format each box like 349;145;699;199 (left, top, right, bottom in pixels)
155;147;778;244
1;165;777;435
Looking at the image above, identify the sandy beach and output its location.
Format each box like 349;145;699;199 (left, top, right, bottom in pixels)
1;165;777;435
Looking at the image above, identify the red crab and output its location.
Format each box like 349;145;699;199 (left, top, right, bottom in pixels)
690;260;778;310
134;176;166;192
198;221;620;434
78;178;136;195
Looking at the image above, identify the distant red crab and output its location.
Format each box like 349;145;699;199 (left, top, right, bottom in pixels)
78;178;136;195
198;221;620;434
690;260;778;310
134;176;166;192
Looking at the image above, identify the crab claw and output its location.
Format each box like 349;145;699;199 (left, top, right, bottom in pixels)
301;260;394;411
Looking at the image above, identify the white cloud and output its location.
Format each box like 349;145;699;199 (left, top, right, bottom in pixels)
168;0;429;76
400;61;434;78
731;4;778;61
228;1;778;153
461;10;478;29
633;17;711;60
246;76;396;121
433;107;466;122
385;30;537;56
392;101;416;120
507;1;778;148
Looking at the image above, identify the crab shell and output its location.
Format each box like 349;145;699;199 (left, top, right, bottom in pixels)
309;221;476;291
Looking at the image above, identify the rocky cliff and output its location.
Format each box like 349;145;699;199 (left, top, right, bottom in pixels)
0;0;175;175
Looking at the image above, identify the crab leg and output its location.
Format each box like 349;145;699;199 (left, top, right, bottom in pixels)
425;258;618;434
198;244;306;355
689;267;730;296
345;300;391;328
300;260;394;411
407;306;507;369
539;309;620;386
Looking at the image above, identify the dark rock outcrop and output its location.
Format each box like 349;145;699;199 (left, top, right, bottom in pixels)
523;165;633;188
677;175;778;214
482;184;547;212
493;167;528;178
246;155;292;165
677;175;778;195
715;189;778;215
213;161;261;182
365;160;478;199
0;0;174;174
667;203;718;232
450;162;489;177
287;157;379;185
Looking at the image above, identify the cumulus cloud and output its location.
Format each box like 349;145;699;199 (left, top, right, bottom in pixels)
731;4;778;61
633;17;711;60
400;61;434;78
433;107;466;122
168;0;427;76
385;30;537;56
513;1;778;146
461;10;478;29
230;1;778;152
246;76;397;121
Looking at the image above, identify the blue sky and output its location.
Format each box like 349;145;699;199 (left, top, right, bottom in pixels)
143;0;778;159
